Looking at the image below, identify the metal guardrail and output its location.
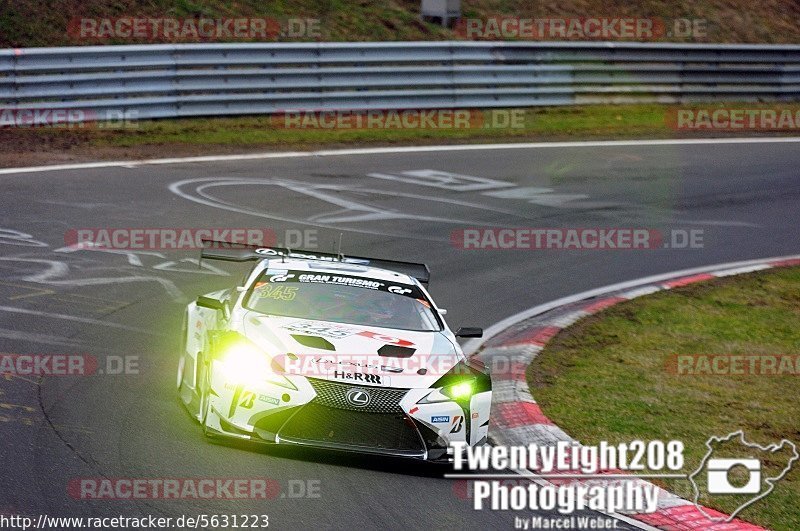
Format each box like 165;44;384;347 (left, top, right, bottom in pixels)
1;41;799;120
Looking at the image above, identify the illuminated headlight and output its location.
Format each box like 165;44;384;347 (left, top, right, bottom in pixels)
443;381;473;399
418;379;474;404
217;338;296;391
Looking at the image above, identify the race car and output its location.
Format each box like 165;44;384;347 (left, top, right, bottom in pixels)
177;242;491;462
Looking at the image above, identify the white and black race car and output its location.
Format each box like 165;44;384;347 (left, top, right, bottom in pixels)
177;242;491;462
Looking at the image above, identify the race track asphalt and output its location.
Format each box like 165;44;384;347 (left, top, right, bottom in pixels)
0;139;798;530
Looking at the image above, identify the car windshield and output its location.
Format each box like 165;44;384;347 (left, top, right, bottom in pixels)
243;270;441;332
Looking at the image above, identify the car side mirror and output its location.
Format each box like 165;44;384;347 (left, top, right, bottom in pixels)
455;327;483;338
197;296;230;319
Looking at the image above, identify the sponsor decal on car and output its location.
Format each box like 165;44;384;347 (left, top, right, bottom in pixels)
388;286;412;295
296;274;384;290
262;271;422;297
306;356;404;374
356;330;415;347
268;274;295;282
431;415;450;423
332;370;383;385
238;392;256;409
450;415;464;433
255;248;369;264
258;394;280;405
283;321;357;339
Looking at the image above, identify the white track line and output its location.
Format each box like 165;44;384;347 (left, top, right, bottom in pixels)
2;137;800;176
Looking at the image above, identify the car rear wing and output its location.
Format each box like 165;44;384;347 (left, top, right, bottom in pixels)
200;240;430;284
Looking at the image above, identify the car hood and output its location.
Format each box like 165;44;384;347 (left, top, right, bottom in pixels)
242;312;461;389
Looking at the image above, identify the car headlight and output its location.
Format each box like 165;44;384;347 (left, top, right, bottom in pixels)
217;337;296;391
418;379;475;404
443;381;473;399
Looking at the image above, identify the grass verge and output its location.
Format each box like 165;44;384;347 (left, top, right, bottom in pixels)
3;0;800;47
1;103;795;168
527;266;800;529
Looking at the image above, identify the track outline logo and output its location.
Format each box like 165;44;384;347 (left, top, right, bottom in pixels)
688;430;798;522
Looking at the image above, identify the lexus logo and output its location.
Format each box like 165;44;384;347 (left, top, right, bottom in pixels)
345;388;371;407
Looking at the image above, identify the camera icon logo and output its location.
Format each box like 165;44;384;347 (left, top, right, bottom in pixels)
706;458;761;494
689;431;798;523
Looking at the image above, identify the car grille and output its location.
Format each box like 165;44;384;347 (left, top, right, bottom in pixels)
278;403;424;453
307;377;408;414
